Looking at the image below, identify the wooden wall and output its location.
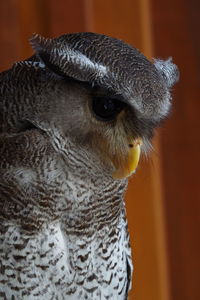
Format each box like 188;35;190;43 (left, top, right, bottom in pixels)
151;1;200;299
0;1;199;300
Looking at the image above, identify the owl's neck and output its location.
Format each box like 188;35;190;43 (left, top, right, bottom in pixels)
59;171;128;235
0;130;129;235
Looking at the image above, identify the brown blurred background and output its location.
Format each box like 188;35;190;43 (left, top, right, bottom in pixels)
0;1;199;300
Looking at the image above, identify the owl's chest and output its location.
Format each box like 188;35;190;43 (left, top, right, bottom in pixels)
0;220;131;300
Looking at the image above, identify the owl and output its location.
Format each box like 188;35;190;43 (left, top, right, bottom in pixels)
0;32;179;300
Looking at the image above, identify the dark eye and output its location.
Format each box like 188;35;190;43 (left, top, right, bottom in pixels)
92;97;125;121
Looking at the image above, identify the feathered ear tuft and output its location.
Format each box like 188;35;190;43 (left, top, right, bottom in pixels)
29;33;66;77
28;33;108;83
29;33;53;53
154;57;179;87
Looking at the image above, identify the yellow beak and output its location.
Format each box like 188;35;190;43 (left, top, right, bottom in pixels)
112;139;142;179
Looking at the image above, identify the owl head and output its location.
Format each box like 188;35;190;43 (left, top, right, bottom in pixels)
0;32;179;179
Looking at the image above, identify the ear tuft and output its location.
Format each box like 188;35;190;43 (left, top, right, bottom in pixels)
29;33;52;53
28;33;108;83
154;57;179;87
29;34;64;76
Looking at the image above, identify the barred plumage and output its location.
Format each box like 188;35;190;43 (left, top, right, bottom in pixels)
0;32;179;299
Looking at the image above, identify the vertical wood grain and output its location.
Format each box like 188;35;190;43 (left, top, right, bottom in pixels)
0;0;49;71
0;0;21;71
151;0;200;299
48;0;87;36
17;0;49;58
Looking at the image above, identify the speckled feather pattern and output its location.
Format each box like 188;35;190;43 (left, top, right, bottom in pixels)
0;32;178;299
0;130;131;300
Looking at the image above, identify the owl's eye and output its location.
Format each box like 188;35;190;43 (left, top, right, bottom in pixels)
92;97;125;121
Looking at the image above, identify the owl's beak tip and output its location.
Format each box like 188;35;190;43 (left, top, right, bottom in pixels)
112;138;142;179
